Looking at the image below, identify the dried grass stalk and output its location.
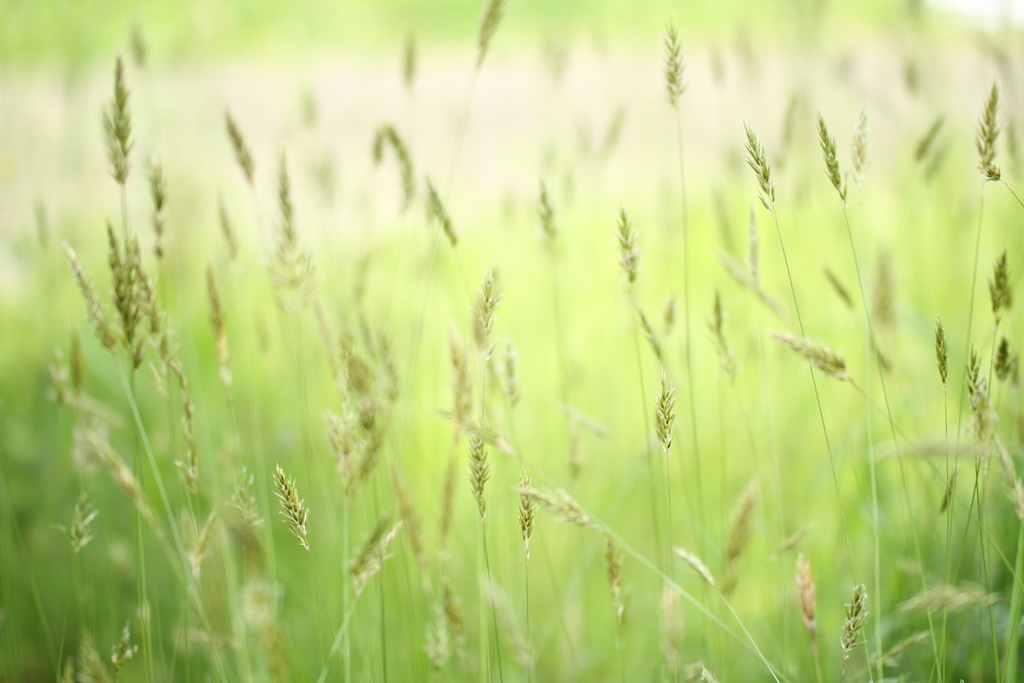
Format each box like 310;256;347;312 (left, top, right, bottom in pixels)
722;480;758;595
673;547;716;588
476;0;508;69
795;553;816;637
898;583;998;613
605;533;625;628
225;110;255;185
518;486;598;531
350;518;402;598
769;331;852;384
425;177;458;246
372;124;416;211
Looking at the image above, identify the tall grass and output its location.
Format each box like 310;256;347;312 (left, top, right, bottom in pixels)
5;5;1024;683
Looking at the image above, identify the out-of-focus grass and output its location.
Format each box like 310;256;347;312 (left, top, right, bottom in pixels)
2;2;1024;682
2;0;906;65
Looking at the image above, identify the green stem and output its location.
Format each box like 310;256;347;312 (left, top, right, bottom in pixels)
769;208;855;577
524;556;532;683
673;105;702;562
112;363;230;683
481;524;505;683
628;293;663;568
343;498;351;683
1005;521;1024;683
317;597;361;683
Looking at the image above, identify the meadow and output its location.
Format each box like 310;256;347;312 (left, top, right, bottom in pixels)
2;1;1024;681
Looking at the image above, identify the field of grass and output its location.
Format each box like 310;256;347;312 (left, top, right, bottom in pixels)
3;1;1024;682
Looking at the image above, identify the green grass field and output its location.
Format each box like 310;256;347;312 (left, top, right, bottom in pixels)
2;1;1024;682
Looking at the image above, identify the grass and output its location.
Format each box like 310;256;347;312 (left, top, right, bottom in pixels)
4;1;1024;682
1;0;914;66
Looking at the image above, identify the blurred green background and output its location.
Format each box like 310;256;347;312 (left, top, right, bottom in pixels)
3;0;1024;682
4;0;914;64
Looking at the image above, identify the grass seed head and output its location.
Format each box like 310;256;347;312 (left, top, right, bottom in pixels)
372;124;416;211
425;176;458;246
190;508;218;577
673;547;717;587
656;369;676;456
940;465;959;514
663;21;686;107
389;460;428;580
350;517;402;597
851;104;870;188
273;465;309;551
744;122;776;213
471;268;502;353
403;33;416;92
934;315;948;386
989;249;1011;323
898;582;997;614
425;603;452;671
229;467;263;532
476;0;508;69
54;491;98;554
50;348;69;405
538;180;558;242
966;345;997;441
270;153;316;313
170;361;199;493
106;223;146;370
722;480;758;595
822;265;853;309
218;197;239;262
637;305;663;361
873;248;896;332
995;335;1018;383
441;576;467;658
130;22;147;68
518;470;537;562
504;340;521;407
148;156;167;258
616;207;640;286
206;265;232;391
467;435;491;520
816;112;846;204
795;553;816;638
709;289;737;380
769;331;851;384
225;110;255;185
604;534;625;628
84;427;161;534
519;486;597;530
841;584;868;657
976;81;1001;181
663;292;677;335
660;583;682;671
103;53;132;186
